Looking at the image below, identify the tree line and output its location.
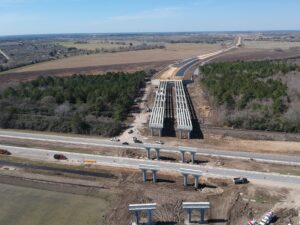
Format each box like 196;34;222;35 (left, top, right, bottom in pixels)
200;60;300;132
0;71;147;136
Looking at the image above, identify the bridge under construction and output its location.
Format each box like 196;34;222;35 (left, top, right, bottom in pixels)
149;80;194;139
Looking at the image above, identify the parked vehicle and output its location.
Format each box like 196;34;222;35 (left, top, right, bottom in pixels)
155;140;164;145
110;137;120;142
128;130;134;134
132;137;142;143
53;154;67;160
246;211;273;225
233;177;248;184
122;142;129;145
0;149;11;155
259;211;273;225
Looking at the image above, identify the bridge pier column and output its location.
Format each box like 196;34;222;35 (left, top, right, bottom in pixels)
145;147;151;159
183;174;188;187
194;175;199;189
147;209;153;225
142;169;147;182
199;208;206;224
188;209;192;223
155;148;160;160
134;211;140;224
152;170;157;183
190;152;196;164
180;150;185;163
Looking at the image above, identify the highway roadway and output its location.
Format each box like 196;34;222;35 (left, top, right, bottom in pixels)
0;130;300;166
174;40;239;78
1;144;300;185
0;49;10;61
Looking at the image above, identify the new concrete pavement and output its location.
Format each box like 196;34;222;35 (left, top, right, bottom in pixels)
1;144;300;185
0;130;300;166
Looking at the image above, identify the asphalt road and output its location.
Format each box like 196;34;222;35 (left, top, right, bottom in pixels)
1;144;300;185
0;130;300;166
0;49;10;61
175;40;239;77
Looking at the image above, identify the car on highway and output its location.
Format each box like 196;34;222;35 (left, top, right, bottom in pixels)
233;177;248;184
122;142;129;145
0;149;11;155
53;154;68;160
155;140;164;145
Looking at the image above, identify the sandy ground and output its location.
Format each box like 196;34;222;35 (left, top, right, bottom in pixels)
118;79;153;144
159;65;179;80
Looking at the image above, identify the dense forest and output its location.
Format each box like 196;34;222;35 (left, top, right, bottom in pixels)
200;60;300;132
0;71;147;136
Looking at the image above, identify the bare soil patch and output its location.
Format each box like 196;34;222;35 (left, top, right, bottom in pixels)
0;60;171;89
10;43;221;73
211;48;300;63
244;41;300;50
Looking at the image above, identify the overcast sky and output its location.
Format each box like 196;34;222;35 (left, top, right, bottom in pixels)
1;0;300;36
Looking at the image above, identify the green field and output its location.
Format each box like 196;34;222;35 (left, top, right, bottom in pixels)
0;183;111;225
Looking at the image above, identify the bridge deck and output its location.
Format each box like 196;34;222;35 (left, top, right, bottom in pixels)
175;81;193;131
149;81;168;129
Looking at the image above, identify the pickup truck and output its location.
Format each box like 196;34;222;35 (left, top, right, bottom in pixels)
233;177;248;184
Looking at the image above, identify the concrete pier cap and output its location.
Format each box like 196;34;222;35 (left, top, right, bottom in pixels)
178;146;197;163
129;203;157;225
182;202;210;224
139;164;160;183
182;202;210;209
180;168;202;188
144;143;161;160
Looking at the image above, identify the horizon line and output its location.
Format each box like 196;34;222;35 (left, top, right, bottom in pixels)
1;29;300;38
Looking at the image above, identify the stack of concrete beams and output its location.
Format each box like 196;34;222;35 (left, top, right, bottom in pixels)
149;81;168;137
174;81;193;138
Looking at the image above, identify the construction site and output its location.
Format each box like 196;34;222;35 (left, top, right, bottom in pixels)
1;34;300;225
